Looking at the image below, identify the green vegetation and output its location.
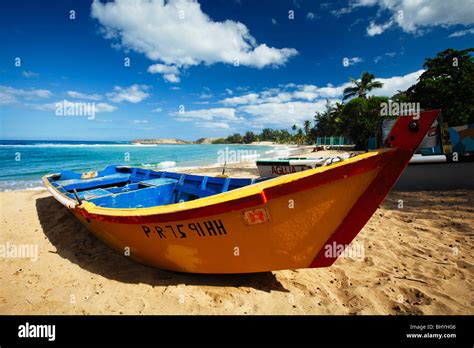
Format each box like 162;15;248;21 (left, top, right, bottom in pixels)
211;128;299;144
213;48;473;150
406;48;474;126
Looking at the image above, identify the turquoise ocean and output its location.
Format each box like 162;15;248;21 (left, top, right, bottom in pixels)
0;140;279;191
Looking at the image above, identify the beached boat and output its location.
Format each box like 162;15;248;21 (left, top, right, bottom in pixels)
43;110;440;273
256;154;351;178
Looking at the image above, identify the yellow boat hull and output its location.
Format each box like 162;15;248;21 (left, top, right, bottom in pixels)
71;166;378;273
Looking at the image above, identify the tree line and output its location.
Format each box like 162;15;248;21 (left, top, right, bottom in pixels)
213;48;474;150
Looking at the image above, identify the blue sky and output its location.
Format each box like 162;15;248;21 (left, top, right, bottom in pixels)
1;0;473;141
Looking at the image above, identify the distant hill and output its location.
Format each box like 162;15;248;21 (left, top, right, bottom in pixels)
132;138;190;144
193;137;218;144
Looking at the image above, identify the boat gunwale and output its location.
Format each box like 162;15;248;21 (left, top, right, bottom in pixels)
42;148;393;221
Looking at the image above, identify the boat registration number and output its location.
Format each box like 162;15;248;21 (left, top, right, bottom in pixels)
141;219;227;239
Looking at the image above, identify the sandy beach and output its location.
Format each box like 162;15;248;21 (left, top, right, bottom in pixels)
0;151;473;315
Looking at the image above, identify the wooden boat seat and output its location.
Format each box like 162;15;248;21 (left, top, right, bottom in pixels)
59;173;130;191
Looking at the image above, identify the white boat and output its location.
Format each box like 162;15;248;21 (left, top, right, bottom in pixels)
256;154;351;178
409;154;447;164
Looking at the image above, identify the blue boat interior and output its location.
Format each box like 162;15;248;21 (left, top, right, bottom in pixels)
46;165;266;208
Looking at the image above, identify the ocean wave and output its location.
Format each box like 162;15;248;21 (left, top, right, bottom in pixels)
141;161;177;169
156;161;177;169
0;179;44;192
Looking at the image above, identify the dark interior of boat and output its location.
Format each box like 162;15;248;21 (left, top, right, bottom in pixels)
46;165;266;208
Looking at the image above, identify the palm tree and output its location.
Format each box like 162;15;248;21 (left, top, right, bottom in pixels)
343;72;383;101
303;120;311;136
330;102;344;119
291;124;298;133
295;128;305;146
302;120;312;144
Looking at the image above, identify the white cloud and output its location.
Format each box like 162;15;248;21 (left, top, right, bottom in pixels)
306;12;316;20
449;28;474;37
225;88;233;95
240;101;329;128
91;0;297;82
28;103;57;111
316;83;352;98
292;85;319;101
262;92;293;103
171;107;242;129
147;63;179;74
271;18;277;25
151;107;163;112
163;74;180;83
0;91;18;104
147;63;181;83
0;86;52;104
106;84;150;103
132;119;148;124
219;82;348;108
22;70;39;78
292;91;318;101
199;122;230;129
95;103;117;112
367;21;393;36
369;69;424;97
353;0;474;35
220;93;260;106
67;91;103;101
174;107;238;121
374;52;397;63
348;57;363;65
331;7;354;17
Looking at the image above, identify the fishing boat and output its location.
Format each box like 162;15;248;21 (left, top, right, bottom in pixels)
43;110;440;274
256;154;351;178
